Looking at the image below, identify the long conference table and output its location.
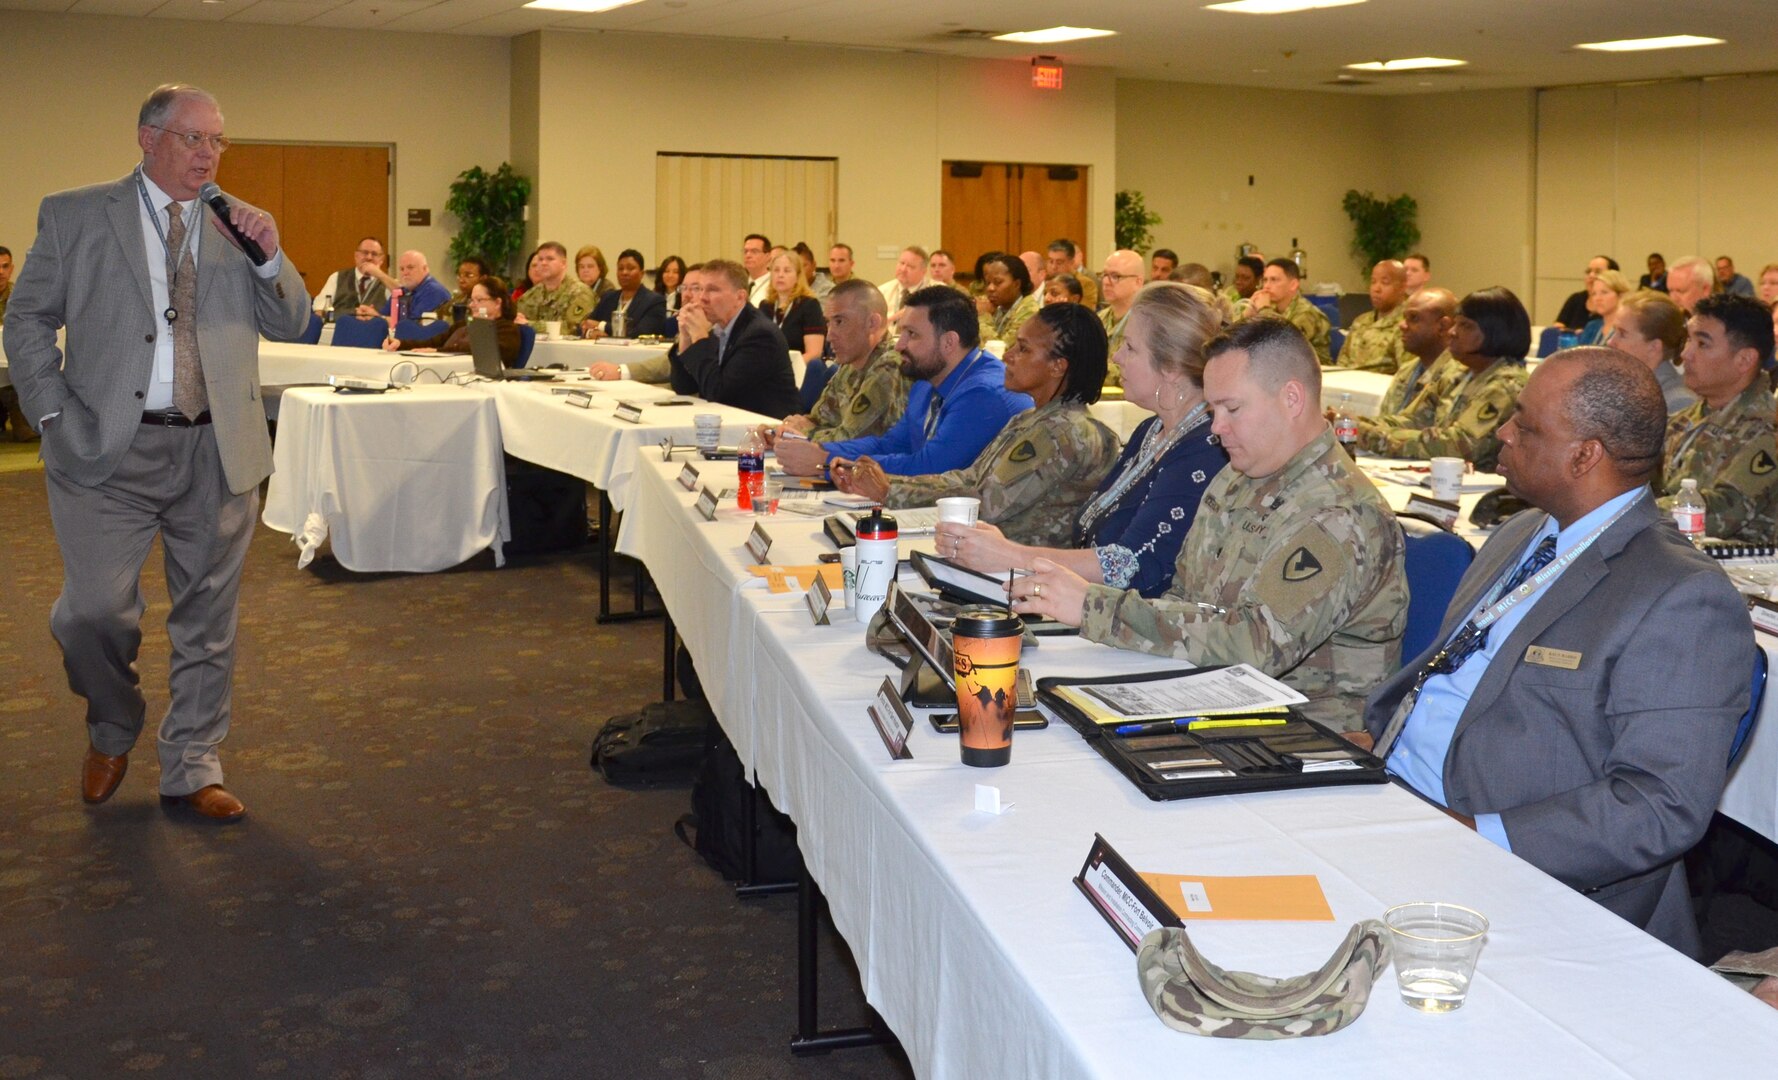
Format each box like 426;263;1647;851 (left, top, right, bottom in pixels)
612;451;1778;1076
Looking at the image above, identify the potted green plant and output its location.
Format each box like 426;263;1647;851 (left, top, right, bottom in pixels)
1341;189;1420;275
1115;189;1162;254
445;163;532;279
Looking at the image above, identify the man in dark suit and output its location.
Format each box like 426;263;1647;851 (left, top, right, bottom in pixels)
3;84;309;821
1359;347;1752;957
667;258;798;418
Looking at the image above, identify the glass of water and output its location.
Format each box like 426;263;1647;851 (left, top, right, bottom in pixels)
1384;902;1488;1013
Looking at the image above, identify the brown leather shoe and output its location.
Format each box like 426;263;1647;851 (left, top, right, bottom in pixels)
82;747;129;804
160;784;246;822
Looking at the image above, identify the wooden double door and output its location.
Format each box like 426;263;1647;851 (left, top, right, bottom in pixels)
941;161;1089;282
220;143;391;297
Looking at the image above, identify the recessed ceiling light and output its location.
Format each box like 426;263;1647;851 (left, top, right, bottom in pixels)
522;0;643;12
1574;34;1724;53
1345;57;1468;72
991;26;1116;44
1206;0;1366;14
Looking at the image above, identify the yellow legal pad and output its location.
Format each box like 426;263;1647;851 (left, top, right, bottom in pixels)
1137;872;1334;922
744;564;845;594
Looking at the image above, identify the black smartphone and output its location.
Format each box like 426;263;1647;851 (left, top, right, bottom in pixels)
927;710;1048;733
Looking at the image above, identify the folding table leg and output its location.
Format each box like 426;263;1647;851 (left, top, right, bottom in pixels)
789;865;886;1055
596;489;661;624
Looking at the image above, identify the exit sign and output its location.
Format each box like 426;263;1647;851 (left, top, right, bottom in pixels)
1031;57;1064;90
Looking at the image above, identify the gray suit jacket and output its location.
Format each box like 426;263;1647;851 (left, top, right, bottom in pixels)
2;173;309;495
1365;495;1752;957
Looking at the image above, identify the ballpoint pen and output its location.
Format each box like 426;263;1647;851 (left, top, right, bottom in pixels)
1111;716;1288;736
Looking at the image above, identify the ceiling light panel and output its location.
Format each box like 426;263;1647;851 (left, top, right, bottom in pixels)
992;26;1117;44
1345;57;1468;72
1205;0;1366;14
522;0;643;13
1574;35;1725;53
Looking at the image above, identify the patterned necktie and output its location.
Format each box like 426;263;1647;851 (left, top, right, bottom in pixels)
165;203;208;419
1378;534;1557;756
923;392;944;439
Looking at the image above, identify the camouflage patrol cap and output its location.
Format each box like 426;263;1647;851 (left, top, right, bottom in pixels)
1135;921;1391;1039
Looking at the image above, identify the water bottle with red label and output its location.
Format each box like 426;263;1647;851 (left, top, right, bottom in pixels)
737;426;766;510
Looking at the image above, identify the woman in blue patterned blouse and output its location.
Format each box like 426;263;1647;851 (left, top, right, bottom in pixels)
934;281;1228;597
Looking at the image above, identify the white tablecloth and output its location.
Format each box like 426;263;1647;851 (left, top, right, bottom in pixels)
1321;369;1392;418
258;341;475;389
614;454;1778;1078
262;385;508;572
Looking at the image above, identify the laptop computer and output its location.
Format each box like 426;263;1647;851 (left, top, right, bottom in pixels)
469;319;556;381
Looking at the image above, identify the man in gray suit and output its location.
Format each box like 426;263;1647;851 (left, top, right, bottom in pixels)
3;84;308;821
1360;347;1752;957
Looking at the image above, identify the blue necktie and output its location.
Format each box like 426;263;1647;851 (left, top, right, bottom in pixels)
1425;535;1557;680
923;392;943;439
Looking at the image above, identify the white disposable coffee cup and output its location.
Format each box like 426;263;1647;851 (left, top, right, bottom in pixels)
544;320;562;339
693;413;722;451
937;497;981;526
1429;457;1465;502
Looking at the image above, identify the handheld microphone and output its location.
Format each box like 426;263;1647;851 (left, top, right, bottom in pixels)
197;182;269;266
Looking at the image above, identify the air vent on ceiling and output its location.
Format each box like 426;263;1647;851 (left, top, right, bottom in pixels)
944;29;1001;40
1322;76;1375;87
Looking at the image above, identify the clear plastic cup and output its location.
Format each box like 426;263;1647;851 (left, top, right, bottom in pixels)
1384;902;1489;1013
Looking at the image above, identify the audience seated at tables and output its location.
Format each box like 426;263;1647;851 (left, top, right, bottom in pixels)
1150;248;1179;282
928;249;967;294
771;280;909;444
655;254;686;317
1577;268;1632;345
1012;317;1408;732
938;281;1228;598
743;233;773;305
1656;292;1778;543
1222;254;1263;309
1665;255;1712;314
1236;258;1332;365
666;260;799;418
388;250;452;322
1639;252;1668;292
968;250;1001;299
1042;273;1083;306
1046;239;1098;309
834;303;1120;547
1097;250;1147;382
827;242;857;289
381;275;520;366
1608;290;1696;414
1336;260;1409;374
515;241;595;328
1403;252;1432;294
317;236;390;317
759;249;827;359
975;253;1041;351
588;265;700;384
1374;288;1458;418
793;242;830;299
1714;255;1755;298
449;255;489;309
1352;286;1531;471
1553;255;1616;329
575;245;617;311
1360;347;1753;958
776;286;1030;478
879;246;932;321
581;249;666;340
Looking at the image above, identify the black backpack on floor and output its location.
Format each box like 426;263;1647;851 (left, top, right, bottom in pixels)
675;732;801;885
589;699;712;786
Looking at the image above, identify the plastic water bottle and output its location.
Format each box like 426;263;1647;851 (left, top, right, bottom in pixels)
1672;479;1705;545
1334;393;1359;457
736;427;766;510
852;509;899;624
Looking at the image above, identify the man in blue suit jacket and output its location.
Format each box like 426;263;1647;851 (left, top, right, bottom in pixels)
1361;347;1752;957
775;286;1030;478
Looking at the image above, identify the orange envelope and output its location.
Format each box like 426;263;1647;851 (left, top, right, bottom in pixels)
745;564;845;594
1137;871;1334;922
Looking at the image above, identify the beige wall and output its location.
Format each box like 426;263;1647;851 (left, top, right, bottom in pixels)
527;31;1117;286
1115;80;1392;292
0;12;510;289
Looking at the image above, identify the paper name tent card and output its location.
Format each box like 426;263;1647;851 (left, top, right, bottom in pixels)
1050;664;1306;725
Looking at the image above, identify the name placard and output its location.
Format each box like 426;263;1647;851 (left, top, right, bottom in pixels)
867;676;915;761
614;401;645;424
1752;597;1778;637
695;487;719;521
806;573;834;625
563;389;594;410
1404;492;1461;532
746;522;773;565
677;463;701;491
1074;834;1185;953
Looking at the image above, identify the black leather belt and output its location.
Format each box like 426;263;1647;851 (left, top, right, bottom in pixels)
141;410;212;427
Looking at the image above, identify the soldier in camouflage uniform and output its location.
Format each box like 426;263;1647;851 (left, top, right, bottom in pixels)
1097;249;1148;389
1374;288;1458;417
515;242;596;328
775;279;912;444
836;304;1121;548
1236;259;1332;365
1014;317;1408;731
1655;292;1778;542
1335;260;1409;374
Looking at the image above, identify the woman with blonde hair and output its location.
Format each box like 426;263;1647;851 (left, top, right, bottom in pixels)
757;248;826;359
1578;267;1632;345
1609;289;1696;414
934;281;1228;596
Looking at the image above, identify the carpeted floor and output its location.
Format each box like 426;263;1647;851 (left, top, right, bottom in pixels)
0;468;912;1079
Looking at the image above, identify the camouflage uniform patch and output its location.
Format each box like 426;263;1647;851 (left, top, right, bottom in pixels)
979;290;1040;349
806;342;910;444
1237;295;1332;366
1355;356;1526;470
884;400;1121;547
1657;383;1778;543
1336;305;1405;374
1100;306;1130;388
1078;429;1409;731
1375;352;1455;420
515;279;596;327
